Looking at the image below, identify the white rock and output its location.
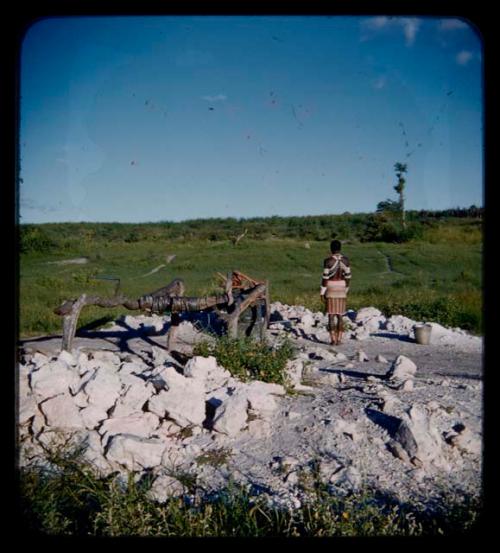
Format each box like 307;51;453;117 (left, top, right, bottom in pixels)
30;361;80;401
150;346;177;367
400;379;414;391
80;430;114;476
148;474;184;503
298;312;315;331
323;372;340;386
31;352;50;370
80;405;109;429
83;366;122;411
385;315;416;335
19;394;39;425
375;354;388;363
212;390;249;436
447;427;482;455
119;361;145;377
353;328;370;341
306;347;338;362
147;366;206;427
105;434;166;471
112;377;155;418
91;351;121;365
58;350;77;367
153;420;182;439
285;359;303;388
73;390;90;409
36;428;88;452
355;307;382;322
184;356;231;391
379;390;401;414
330;466;361;492
331;419;361;442
39;393;84;429
387;355;417;381
390;405;446;469
99;413;160;447
361;316;386;333
286;411;302;420
357;351;369;362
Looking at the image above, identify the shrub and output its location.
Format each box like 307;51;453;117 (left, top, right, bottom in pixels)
193;336;295;385
19;226;56;254
18;442;483;537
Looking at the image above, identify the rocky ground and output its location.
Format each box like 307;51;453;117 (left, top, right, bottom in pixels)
17;304;483;511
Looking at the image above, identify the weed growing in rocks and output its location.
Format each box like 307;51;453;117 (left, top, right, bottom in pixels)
195;448;233;469
17;443;483;537
193;336;295;386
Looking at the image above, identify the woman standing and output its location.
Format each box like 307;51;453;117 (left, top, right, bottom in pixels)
320;240;352;345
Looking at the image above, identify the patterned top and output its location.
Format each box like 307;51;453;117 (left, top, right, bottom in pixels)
321;253;352;288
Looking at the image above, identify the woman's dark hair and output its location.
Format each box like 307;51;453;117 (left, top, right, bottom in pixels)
330;239;341;253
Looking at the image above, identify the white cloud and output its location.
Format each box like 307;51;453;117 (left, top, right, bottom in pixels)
401;18;421;46
439;18;469;31
361;16;421;46
366;16;391;29
201;94;227;102
456;50;473;65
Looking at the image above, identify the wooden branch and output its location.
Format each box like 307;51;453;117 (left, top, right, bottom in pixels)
232;228;248;246
226;283;266;338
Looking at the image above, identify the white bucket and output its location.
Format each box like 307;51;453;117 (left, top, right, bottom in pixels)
414;323;432;345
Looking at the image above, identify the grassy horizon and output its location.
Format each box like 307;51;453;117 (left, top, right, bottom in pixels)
18;213;482;338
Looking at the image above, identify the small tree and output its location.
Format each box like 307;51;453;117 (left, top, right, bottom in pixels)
393;162;407;229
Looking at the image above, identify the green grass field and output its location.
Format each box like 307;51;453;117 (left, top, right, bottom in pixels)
18;219;483;338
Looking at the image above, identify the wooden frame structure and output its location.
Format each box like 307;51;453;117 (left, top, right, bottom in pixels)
54;271;270;352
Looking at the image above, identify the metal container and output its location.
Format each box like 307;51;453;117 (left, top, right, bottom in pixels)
414;323;432;345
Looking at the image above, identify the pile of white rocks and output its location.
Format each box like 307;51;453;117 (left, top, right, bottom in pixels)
269;303;481;351
18;346;296;499
17;305;482;509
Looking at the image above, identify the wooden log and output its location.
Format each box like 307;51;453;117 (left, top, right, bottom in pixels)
61;294;88;352
226;283;266;339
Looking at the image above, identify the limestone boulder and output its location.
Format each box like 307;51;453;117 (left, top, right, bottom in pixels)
30;352;50;370
30;361;80;401
58;350;77;367
212;390;249;436
147;366;206;427
285;359;303;388
148;474;185;503
385;315;416;335
105;434;167;471
184;356;231;391
388;405;447;469
331;419;361;442
386;355;417;381
80;430;114;476
99;412;160;447
83;365;122;411
90;351;121;365
112;375;155;418
39;393;84;429
19;393;39;425
355;307;382;323
80;405;109;430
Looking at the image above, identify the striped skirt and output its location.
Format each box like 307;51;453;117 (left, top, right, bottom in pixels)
325;281;347;315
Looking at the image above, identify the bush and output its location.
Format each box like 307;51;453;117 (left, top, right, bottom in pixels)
19;226;57;254
193;336;295;386
18;442;483;537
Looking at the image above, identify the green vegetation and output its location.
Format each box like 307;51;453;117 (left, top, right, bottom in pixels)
18;443;482;537
18;209;483;338
193;336;295;386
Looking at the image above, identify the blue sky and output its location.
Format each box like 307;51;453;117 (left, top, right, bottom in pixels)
19;15;483;223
